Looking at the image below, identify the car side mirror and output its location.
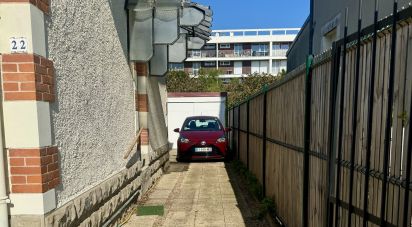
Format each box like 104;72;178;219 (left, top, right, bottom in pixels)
174;128;180;133
225;128;232;132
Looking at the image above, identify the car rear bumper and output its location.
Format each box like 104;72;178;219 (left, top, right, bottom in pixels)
177;144;228;161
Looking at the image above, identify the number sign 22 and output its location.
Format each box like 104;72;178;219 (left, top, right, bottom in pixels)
10;38;28;53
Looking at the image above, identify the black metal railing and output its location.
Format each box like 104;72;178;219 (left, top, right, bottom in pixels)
227;1;412;226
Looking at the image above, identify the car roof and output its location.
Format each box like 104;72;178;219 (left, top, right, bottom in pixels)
185;116;218;120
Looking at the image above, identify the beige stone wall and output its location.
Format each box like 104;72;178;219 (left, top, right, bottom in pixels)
11;150;169;227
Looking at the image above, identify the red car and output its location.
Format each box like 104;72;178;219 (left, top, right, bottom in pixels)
174;116;231;161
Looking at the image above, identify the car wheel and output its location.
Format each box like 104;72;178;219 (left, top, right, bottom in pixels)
224;150;233;162
176;155;182;162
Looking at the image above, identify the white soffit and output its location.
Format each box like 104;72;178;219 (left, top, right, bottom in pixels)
169;34;187;63
187;37;205;49
154;8;179;44
150;45;169;76
130;8;153;62
180;7;204;26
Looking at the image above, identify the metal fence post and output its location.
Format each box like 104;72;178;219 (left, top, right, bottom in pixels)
362;2;379;226
348;1;363;224
303;54;313;227
380;1;398;225
247;100;250;170
326;42;341;227
238;105;241;161
303;0;315;225
334;8;349;227
262;89;268;196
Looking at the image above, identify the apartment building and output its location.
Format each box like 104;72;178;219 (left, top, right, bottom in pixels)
170;28;299;81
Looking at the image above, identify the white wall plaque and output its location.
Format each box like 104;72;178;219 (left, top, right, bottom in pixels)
10;37;28;53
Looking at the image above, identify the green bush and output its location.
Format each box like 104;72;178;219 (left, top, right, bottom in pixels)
166;70;284;108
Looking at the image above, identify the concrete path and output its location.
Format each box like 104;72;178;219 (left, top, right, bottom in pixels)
124;150;269;227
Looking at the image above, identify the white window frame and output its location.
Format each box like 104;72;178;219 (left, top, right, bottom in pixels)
191;50;201;58
204;61;216;67
169;63;184;71
234;44;243;56
192;62;201;75
220;61;231;66
219;43;230;49
204;44;216;50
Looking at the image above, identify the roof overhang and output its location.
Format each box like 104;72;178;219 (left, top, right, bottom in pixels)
128;0;213;76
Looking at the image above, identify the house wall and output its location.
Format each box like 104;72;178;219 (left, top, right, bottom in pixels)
0;0;170;226
47;0;135;207
287;0;412;71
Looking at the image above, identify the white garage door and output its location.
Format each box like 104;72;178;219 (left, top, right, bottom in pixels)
167;96;226;149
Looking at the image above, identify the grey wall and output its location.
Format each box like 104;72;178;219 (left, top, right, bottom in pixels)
287;19;310;71
47;0;136;206
288;0;411;70
148;76;169;153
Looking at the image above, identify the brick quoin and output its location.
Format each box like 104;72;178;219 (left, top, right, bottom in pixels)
137;94;148;112
0;0;50;14
135;62;148;77
140;129;149;145
8;146;60;193
1;53;55;102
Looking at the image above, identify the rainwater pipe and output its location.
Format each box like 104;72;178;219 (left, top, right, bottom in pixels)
0;66;10;226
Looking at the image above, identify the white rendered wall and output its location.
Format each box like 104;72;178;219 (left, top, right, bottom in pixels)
47;0;135;206
167;96;226;149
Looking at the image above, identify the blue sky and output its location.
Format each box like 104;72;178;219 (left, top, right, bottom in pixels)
195;0;309;30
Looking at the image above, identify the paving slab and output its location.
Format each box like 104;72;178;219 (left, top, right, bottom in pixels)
124;150;270;227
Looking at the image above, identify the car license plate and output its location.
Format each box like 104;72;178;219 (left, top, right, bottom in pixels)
195;147;212;152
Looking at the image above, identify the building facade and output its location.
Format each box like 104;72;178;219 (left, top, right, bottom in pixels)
170;28;299;81
287;0;412;70
0;0;211;226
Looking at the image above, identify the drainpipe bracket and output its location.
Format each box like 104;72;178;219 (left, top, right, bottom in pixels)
0;196;10;204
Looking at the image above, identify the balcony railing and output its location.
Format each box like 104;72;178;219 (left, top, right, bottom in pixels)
217;50;270;58
211;28;300;37
187;50;216;58
272;49;288;57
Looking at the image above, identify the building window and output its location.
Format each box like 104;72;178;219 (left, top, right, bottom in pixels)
204;61;216;67
193;62;201;75
321;28;338;51
252;44;269;56
219;43;230;49
252;61;268;74
280;43;290;49
169;63;184;71
234;44;243;56
203;44;216;50
220;61;230;66
191;50;201;58
272;43;289;56
272;60;287;75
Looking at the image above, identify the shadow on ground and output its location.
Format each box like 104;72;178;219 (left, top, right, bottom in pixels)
124;150;272;227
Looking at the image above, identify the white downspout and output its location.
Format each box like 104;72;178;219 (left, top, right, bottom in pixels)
0;71;10;226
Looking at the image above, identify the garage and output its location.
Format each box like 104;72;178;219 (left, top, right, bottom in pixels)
167;92;227;149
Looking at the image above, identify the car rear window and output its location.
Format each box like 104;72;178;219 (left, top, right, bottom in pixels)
182;118;222;131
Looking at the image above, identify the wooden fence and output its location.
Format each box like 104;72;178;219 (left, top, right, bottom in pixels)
228;4;412;227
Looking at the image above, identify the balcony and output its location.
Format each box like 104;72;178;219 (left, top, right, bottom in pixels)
217;50;270;58
252;51;269;57
187;50;217;58
272;49;288;57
